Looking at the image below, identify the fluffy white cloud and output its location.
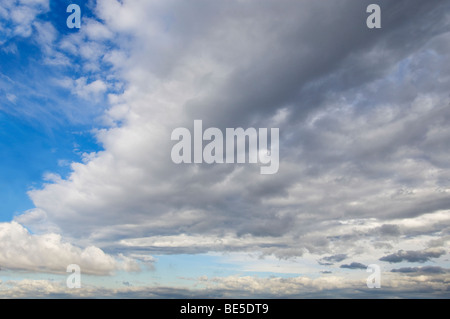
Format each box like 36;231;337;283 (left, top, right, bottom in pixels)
84;18;114;40
0;222;139;275
59;77;108;101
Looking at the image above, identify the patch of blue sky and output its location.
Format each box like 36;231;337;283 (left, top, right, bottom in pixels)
45;0;95;34
0;2;111;221
0;110;103;221
105;254;307;290
0;253;316;292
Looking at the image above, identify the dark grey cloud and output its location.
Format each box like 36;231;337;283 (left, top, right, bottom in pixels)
391;266;448;274
380;249;446;263
186;0;450;127
340;262;367;270
318;254;347;265
375;224;401;237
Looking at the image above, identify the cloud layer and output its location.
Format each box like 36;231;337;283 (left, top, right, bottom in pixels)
21;0;450;257
1;270;449;298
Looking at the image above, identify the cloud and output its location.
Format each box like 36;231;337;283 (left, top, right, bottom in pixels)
391;266;449;274
5;0;448;297
2;271;450;298
379;249;446;263
0;222;140;275
340;262;367;270
84;18;114;40
26;1;449;248
59;77;108;101
0;275;358;298
318;254;347;265
32;21;71;66
0;0;49;43
375;224;401;237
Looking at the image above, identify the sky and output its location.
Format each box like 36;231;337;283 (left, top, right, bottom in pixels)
0;0;449;298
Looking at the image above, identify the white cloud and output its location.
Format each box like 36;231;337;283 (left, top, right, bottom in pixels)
202;274;356;295
0;0;49;41
84;18;114;40
0;222;140;275
0;279;107;298
59;77;108;101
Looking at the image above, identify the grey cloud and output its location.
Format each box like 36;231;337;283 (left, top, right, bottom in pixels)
340;262;367;270
324;254;347;262
427;236;450;249
376;224;401;237
186;0;450;127
318;254;347;265
318;261;333;266
19;0;450;265
373;242;393;249
380;249;446;263
391;266;448;274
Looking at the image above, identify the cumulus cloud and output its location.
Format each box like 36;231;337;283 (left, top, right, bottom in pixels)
0;222;140;275
379;249;446;263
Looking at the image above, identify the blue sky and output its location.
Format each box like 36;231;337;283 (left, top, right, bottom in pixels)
0;1;104;220
0;0;449;298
